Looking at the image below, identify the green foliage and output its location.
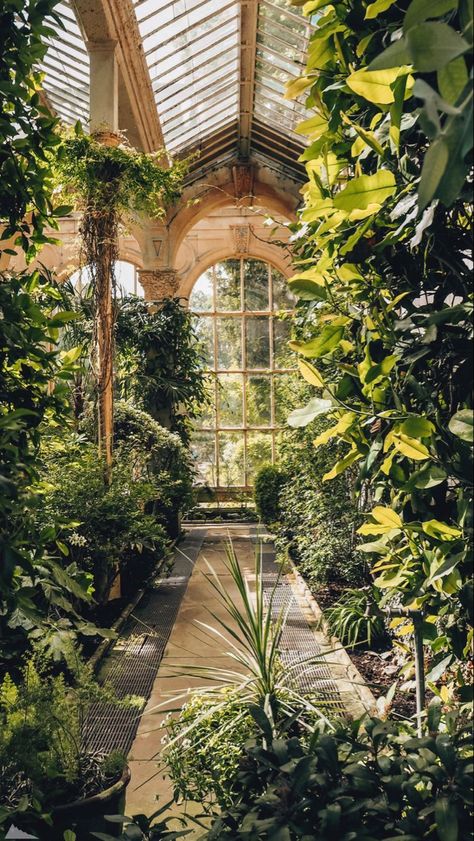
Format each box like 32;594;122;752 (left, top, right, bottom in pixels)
164;690;255;809
205;707;473;840
276;417;363;587
115;297;210;441
326;587;387;649
0;270;96;661
90;804;191;841
0;656;130;824
0;0;63;257
33;439;170;604
285;0;473;674
253;464;286;524
54;127;187;223
0;0;97;662
113;401;195;525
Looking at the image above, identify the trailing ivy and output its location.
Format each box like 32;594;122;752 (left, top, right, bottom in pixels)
284;0;473;693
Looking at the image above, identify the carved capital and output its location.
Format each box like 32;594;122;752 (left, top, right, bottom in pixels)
138;269;179;300
231;225;250;254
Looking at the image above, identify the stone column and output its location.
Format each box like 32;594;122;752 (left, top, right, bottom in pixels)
138;269;180;301
87;40;119;132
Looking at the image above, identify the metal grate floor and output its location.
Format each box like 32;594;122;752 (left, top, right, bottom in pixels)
84;526;346;757
84;529;206;755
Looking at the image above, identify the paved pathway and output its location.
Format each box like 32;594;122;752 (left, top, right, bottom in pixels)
86;524;373;823
124;525;372;819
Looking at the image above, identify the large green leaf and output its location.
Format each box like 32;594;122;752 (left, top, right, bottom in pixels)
435;796;459;841
289;321;347;357
322;448;363;481
369;38;411;70
407;22;469;71
346;67;410;104
438;56;469;103
287;397;332;427
448;408;474;441
404;0;459;31
418;139;450;211
288;273;328;300
365;0;397;17
334;171;397;211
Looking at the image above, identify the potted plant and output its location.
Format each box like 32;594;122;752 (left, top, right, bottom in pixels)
0;656;141;840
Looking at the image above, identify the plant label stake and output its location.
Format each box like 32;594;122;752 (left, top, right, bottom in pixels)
385;607;425;736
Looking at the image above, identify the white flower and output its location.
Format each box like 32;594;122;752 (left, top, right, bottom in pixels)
69;532;87;547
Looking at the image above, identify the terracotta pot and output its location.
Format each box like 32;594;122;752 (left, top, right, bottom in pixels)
92;130;121;148
46;765;131;840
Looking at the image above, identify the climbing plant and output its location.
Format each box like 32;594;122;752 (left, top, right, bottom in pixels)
115;296;210;441
54;128;188;470
285;0;473;691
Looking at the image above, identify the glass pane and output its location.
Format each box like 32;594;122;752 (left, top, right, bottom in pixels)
246;317;270;369
274;373;297;424
196;375;216;428
273;316;293;368
244;259;269;311
218;374;243;426
194;316;215;368
218;432;244;486
191;431;217;486
216;317;242;369
246;432;273;485
246;376;271;426
216;259;241;310
190;270;214;311
272;269;295;310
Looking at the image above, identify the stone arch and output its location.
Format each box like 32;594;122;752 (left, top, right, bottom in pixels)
167;173;299;270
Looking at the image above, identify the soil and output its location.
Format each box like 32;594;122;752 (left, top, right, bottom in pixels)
313;581;419;720
350;649;417;719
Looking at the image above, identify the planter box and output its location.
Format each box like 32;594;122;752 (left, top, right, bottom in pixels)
46;765;131;841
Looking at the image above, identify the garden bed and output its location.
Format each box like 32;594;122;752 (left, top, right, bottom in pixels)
311;580;419;720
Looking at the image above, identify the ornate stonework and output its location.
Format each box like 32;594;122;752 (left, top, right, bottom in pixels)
230;225;250;254
138;269;179;300
232;163;255;200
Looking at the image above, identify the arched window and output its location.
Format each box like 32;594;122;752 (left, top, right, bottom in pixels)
69;260;144;297
190;258;295;489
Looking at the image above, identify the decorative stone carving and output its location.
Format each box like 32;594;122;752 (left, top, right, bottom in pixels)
232;163;255;200
230;225;250;254
138;269;179;300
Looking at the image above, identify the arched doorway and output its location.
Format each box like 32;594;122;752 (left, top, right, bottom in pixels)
190;257;295;490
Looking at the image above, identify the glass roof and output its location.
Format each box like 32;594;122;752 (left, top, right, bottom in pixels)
41;1;90;126
39;0;310;173
254;0;311;138
134;0;241;152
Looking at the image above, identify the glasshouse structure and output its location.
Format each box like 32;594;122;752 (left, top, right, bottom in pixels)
0;0;473;839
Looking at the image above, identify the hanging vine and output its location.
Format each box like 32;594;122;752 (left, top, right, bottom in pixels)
54;126;188;475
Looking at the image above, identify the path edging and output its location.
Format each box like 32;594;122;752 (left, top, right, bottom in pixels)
284;560;377;716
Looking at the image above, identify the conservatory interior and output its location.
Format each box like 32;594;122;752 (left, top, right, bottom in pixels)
0;0;472;839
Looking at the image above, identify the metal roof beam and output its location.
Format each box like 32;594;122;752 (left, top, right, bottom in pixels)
238;0;258;160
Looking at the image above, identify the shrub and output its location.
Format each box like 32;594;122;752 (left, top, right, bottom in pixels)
253;464;286;524
164;689;255;809
33;440;169;604
204;707;473;840
0;655;132;828
113;401;195;535
115;296;210;442
275;418;364;588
